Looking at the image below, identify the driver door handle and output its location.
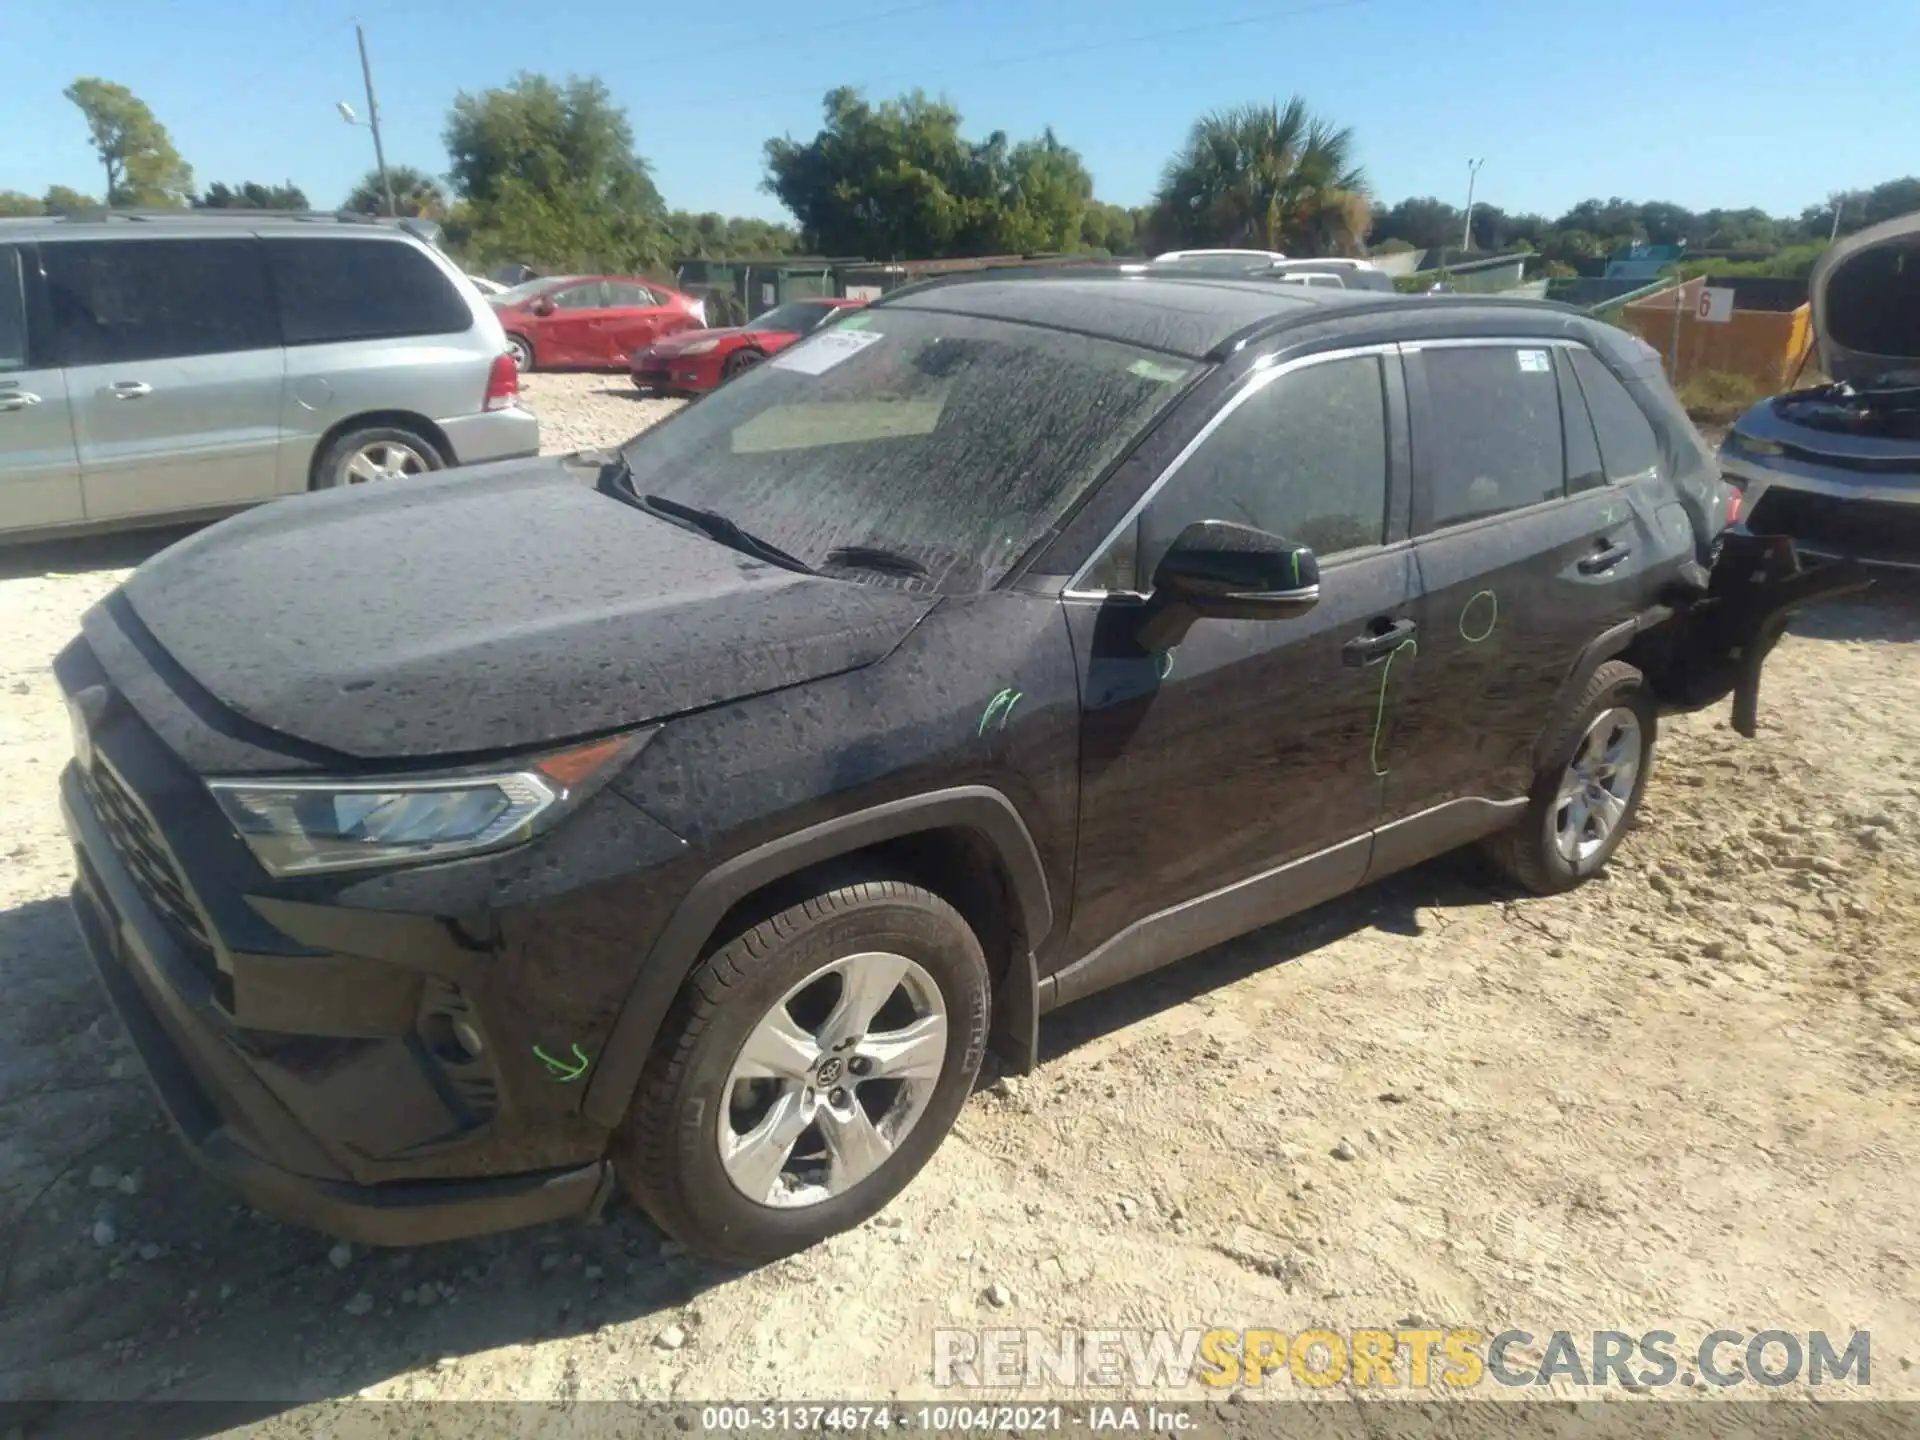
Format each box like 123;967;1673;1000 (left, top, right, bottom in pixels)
1343;617;1417;666
1578;539;1632;575
101;380;152;400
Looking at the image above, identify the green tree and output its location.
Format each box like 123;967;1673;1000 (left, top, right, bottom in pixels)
444;73;666;272
1079;200;1141;255
1150;99;1370;256
344;166;446;218
663;211;803;259
763;88;1093;259
42;185;98;216
0;191;44;217
195;180;310;210
63;78;193;207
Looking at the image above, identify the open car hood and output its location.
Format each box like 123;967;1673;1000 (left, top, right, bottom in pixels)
1809;209;1920;384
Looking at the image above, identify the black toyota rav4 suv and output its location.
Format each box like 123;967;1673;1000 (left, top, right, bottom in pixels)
56;273;1863;1264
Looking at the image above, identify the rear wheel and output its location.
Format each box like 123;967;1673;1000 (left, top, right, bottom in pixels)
722;348;764;381
1484;660;1656;895
618;878;990;1266
311;425;444;491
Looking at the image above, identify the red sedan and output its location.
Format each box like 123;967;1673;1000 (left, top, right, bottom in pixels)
489;275;707;372
630;297;868;395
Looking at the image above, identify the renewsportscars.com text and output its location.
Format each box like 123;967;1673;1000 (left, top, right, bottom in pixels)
932;1327;1872;1391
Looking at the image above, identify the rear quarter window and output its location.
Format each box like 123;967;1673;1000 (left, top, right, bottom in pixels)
266;237;473;345
1568;346;1662;481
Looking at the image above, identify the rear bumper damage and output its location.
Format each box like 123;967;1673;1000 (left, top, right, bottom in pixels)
1653;530;1873;737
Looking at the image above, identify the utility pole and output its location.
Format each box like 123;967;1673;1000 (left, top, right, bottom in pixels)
356;22;396;217
1461;157;1485;257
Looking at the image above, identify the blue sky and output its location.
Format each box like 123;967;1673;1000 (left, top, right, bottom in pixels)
6;0;1916;225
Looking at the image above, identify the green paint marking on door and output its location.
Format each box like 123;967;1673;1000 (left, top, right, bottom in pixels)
1459;589;1498;643
1369;639;1419;778
533;1043;591;1083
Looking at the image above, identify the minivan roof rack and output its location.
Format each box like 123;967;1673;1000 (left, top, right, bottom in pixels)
38;207;389;225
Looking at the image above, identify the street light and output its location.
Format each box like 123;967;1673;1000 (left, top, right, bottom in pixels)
1461;157;1486;257
336;23;395;217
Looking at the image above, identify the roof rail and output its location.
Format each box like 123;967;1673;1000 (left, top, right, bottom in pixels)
42;207;386;225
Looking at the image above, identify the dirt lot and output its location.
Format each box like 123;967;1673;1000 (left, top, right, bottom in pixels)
2;372;1917;1425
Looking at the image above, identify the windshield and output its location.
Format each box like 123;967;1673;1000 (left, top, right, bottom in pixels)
747;301;839;335
492;276;578;307
618;308;1197;593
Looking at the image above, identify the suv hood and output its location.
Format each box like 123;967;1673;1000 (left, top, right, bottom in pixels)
111;460;936;762
1810;209;1920;385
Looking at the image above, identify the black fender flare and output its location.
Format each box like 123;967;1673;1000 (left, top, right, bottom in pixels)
580;785;1053;1129
1529;616;1647;773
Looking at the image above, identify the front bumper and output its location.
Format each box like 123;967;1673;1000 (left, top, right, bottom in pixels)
60;764;610;1246
630;354;719;393
1721;450;1920;570
439;406;542;467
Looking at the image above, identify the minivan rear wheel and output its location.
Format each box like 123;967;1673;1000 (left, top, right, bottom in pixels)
618;877;990;1266
312;426;445;491
1484;660;1656;895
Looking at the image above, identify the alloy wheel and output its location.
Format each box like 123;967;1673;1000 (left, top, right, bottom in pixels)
718;951;947;1208
1554;706;1642;863
342;441;430;485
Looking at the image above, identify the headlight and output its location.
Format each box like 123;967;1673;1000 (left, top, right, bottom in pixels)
1727;430;1784;458
206;732;648;876
679;337;721;355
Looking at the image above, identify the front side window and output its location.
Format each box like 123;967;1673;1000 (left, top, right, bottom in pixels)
1418;345;1565;529
44;239;275;366
550;283;604;310
1568;346;1661;481
618;309;1196;594
604;282;656;307
1121;354;1390;588
266;237;472;346
0;247;26;372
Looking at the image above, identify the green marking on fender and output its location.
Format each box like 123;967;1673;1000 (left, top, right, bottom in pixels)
977;687;1022;736
534;1043;591;1083
1369;639;1419;778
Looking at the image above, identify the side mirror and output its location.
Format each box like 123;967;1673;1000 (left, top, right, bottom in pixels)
530;298;555;317
1137;519;1319;650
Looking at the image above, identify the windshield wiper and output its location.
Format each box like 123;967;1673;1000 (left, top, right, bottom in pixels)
822;544;929;578
633;491;816;576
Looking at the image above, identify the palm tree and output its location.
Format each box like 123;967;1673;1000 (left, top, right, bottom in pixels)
1151;99;1370;257
342;165;448;219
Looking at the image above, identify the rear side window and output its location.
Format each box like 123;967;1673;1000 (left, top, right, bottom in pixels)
1568;347;1661;481
0;247;26;372
1136;354;1390;581
1555;351;1606;493
44;239;275;365
1418;345;1564;529
266;237;472;345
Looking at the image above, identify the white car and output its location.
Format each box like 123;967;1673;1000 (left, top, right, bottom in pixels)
466;274;508;296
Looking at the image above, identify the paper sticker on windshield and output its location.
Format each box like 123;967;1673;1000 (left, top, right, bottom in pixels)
1516;349;1551;373
1128;358;1188;384
772;329;882;375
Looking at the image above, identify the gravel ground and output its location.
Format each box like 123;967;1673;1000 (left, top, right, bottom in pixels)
2;375;1918;1428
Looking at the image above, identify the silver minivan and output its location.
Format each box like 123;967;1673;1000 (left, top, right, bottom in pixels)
0;212;539;543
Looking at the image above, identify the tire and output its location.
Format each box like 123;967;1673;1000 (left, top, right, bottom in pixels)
311;425;444;492
505;334;534;371
1483;659;1657;896
722;348;764;381
619;877;991;1266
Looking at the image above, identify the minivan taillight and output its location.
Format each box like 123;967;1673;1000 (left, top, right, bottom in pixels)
483;353;519;412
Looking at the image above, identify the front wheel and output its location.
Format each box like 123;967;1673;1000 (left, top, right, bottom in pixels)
619;878;990;1265
1484;659;1656;895
722;348;764;381
505;334;534;371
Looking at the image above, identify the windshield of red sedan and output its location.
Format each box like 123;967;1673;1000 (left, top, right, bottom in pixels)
747;301;839;335
618;309;1197;593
